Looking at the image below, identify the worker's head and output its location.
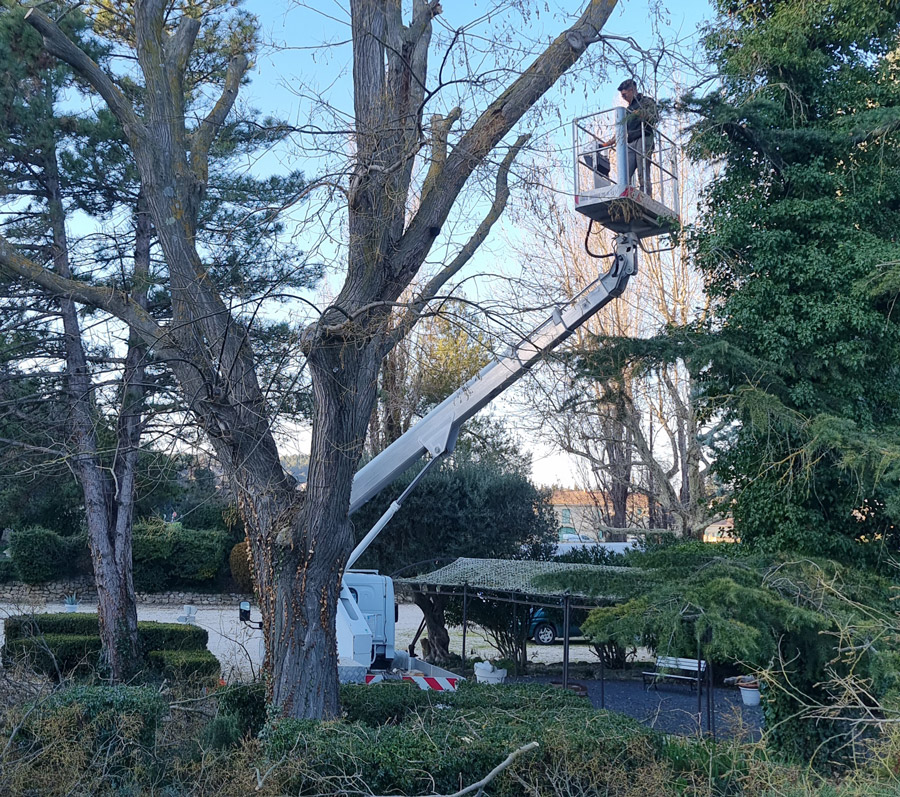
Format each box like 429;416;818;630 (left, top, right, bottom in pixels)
617;78;637;103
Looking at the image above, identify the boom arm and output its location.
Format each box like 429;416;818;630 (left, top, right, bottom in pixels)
344;234;638;568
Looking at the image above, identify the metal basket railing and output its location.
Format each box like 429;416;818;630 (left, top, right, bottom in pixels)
572;107;679;216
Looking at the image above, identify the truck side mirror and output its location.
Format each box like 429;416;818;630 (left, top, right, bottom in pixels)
239;601;251;622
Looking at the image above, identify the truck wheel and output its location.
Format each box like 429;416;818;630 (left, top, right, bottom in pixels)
533;622;556;645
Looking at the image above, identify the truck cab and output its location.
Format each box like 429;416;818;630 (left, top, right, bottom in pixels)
339;570;396;668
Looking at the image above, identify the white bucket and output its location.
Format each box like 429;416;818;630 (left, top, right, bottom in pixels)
739;685;761;706
473;661;507;684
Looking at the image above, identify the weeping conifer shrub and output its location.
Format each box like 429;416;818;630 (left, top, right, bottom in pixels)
540;542;899;771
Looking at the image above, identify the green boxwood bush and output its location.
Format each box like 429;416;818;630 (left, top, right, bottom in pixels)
4;612;101;640
4;614;208;651
3;633;102;678
0;556;17;582
147;649;221;682
137;622;208;653
9;527;89;584
3;614;212;680
27;684;165;749
133;523;229;591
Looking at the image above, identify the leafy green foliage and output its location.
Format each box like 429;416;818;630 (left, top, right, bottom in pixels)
265;697;660;796
26;685;165;751
228;540;253;593
3;634;102;678
4;613;102;640
216;681;267;739
0;557;17;582
685;0;900;559
146;649;221;683
132;520;229;590
560;542;896;769
3;614;210;680
8;527;89;584
352;455;557;576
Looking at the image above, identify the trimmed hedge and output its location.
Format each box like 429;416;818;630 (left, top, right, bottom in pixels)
265;701;662;796
3;634;102;677
2;614;212;680
4;614;208;651
5;612;101;640
147;649;221;682
133;523;229;591
9;527;89;584
137;622;208;654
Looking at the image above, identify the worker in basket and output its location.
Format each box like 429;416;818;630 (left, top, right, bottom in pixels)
604;78;659;194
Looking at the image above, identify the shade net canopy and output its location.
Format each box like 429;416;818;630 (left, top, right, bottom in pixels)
396;557;636;602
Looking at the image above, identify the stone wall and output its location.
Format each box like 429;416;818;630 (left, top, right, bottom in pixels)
0;577;249;607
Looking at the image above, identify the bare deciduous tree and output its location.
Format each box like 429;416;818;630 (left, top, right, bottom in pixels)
1;0;622;718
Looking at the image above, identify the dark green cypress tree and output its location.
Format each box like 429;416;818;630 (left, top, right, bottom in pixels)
686;0;900;563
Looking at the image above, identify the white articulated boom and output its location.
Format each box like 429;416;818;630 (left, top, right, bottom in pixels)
345;232;639;567
333;234;639;680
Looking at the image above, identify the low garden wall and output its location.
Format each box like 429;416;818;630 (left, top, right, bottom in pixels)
0;576;249;607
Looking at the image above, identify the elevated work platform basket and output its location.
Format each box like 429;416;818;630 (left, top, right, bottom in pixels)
573;107;680;239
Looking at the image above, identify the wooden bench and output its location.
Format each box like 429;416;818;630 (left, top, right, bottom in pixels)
642;656;706;692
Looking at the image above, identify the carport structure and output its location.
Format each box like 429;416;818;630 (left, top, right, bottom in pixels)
397;557;636;697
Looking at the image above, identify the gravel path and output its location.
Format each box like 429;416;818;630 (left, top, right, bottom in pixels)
514;675;764;740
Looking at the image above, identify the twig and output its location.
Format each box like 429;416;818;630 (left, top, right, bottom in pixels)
373;741;539;797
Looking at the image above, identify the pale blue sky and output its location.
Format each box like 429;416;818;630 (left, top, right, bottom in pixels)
232;1;716;484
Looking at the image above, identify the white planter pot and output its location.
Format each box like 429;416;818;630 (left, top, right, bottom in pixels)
64;604;78;613
475;670;507;685
739;685;760;706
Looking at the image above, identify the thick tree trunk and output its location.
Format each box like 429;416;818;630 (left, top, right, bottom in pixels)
263;342;380;718
412;589;451;663
21;0;620;718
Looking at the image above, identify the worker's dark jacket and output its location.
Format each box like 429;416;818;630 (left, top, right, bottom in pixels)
625;94;658;144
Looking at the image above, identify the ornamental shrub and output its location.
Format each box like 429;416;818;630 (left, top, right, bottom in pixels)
228;540;253;593
9;526;89;583
147;649;220;683
4;612;100;640
137;622;208;654
217;681;267;738
3;634;102;678
132;522;228;591
4;614;208;651
2;614;212;680
0;556;17;582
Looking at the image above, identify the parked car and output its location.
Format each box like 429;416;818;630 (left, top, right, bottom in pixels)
529;608;583;645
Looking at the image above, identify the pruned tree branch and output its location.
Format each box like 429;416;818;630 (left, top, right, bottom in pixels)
191;54;250;181
0;234;172;357
24;8;142;143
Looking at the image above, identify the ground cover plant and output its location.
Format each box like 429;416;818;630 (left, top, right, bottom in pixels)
5;677;900;796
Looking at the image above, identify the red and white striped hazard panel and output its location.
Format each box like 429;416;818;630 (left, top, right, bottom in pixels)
364;674;460;691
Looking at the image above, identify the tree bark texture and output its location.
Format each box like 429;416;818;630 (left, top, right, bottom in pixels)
44;141;141;681
412;589;451;663
17;0;619;717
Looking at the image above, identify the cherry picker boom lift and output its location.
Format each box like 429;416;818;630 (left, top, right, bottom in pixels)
243;105;680;689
